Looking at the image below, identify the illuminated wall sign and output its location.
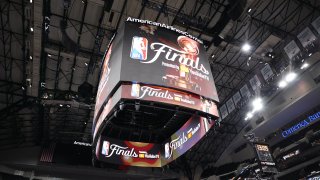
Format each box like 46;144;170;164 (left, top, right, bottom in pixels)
282;111;320;138
282;149;300;160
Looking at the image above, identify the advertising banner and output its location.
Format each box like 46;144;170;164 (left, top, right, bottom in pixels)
226;98;235;114
297;27;317;47
249;75;261;91
121;19;219;102
161;115;212;165
312;16;320;35
220;104;228;119
232;91;241;107
121;84;219;117
284;40;300;60
97;137;161;167
240;84;251;99
261;64;274;81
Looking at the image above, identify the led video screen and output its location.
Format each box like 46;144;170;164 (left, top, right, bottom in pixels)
161;115;213;165
121;20;219;102
94;26;125;122
121;84;219;117
94;20;219;127
96;115;213;167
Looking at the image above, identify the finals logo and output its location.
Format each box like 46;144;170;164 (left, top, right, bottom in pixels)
165;123;201;159
129;36;209;75
131;84;173;100
101;141;159;159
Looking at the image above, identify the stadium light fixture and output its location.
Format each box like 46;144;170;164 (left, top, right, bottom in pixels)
285;72;297;82
252;97;263;112
242;43;251;52
278;80;287;88
300;63;309;69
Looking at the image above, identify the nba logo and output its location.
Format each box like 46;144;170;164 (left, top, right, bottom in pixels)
102;141;110;156
131;83;140;98
130;37;148;60
165;143;170;159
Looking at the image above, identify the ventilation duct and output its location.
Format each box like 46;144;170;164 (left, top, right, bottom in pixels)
210;0;247;47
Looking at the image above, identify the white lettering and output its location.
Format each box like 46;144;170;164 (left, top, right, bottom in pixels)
138;86;173;100
126;17;203;44
105;144;138;158
166;123;201;159
144;43;209;75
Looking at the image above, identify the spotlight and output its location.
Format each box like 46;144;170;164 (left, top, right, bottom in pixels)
85;62;88;66
248;8;252;13
285;72;297;82
211;54;215;58
278;80;287;88
42;92;48;99
301;63;309;69
21;86;25;90
30;0;32;3
309;53;312;57
30;27;33;32
59;104;63;107
246;112;253;119
241;43;251;52
29;56;32;60
252;98;263;112
66;104;71;108
248;56;252;60
47;54;52;57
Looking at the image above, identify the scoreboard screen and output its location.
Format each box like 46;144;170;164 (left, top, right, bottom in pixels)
253;143;277;173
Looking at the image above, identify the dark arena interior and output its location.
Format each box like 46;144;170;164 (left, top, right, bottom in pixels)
1;0;320;179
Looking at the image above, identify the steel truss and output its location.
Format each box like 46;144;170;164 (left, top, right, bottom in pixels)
179;0;320;174
1;0;320;177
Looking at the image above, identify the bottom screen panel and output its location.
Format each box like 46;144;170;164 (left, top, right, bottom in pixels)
96;115;215;167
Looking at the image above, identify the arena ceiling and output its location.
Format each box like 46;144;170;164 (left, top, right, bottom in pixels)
1;0;320;176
